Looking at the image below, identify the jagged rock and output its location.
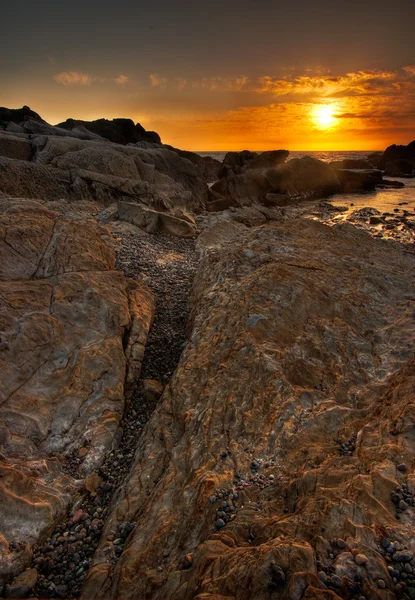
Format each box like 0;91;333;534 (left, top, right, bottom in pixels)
379;140;415;169
163;146;221;183
219;149;289;177
82;219;414;600
117;201;197;238
57;117;161;145
0;106;44;127
0;198;153;584
212;157;341;205
0;136;208;212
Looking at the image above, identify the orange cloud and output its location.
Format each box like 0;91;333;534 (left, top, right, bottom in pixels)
149;73;168;88
54;71;92;86
115;74;129;85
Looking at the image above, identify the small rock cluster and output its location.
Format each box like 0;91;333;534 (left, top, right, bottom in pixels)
107;522;135;563
33;505;106;598
209;470;278;529
379;538;415;597
391;481;414;519
210;489;239;528
337;433;357;456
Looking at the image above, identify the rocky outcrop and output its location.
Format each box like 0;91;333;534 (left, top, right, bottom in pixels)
163;146;221;183
334;169;383;193
56;117;161;145
82;219;414;600
0;198;154;585
211;157;341;205
220;149;289;177
379;141;415;176
0;132;208;212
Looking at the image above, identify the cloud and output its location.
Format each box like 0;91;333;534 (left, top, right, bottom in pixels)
175;77;187;90
256;67;415;101
54;71;92;86
115;74;129;85
149;73;168;88
193;76;249;92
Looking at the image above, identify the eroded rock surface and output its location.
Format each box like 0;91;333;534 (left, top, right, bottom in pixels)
82;219;414;600
0;198;153;585
211;157;342;206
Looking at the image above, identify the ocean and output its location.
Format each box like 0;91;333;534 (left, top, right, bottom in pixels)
197;150;375;163
197;150;415;214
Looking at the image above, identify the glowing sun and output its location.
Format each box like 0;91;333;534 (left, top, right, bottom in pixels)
312;104;337;129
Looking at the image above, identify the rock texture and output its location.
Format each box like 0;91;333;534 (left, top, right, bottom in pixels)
379;141;415;177
0;198;153;585
0;133;208;213
82;219;415;600
118;201;197;238
219;149;289;177
56;117;161;145
211;157;341;205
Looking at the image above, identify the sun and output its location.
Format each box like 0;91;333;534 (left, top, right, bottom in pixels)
312;104;337;130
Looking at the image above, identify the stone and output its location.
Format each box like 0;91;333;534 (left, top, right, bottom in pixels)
393;552;413;562
211;156;341;205
117;201;197;238
397;463;408;472
4;568;37;597
355;554;368;566
0;198;153;584
0;133;32;161
81;219;415;600
56;116;161;145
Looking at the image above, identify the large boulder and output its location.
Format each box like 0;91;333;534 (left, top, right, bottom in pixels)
81;219;415;600
0;198;154;584
211;157;341;204
163;146;222;183
334;169;383;193
379;140;415;175
117;201;197;238
219;149;289;177
57;117;161;145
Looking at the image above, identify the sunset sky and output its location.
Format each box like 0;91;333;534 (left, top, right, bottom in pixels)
2;0;415;151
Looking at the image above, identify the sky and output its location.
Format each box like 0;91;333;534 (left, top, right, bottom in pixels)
1;0;415;151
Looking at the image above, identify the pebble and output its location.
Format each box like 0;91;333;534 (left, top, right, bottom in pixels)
397;463;408;472
377;579;386;589
331;574;342;587
318;571;328;583
355;553;368;566
216;519;225;529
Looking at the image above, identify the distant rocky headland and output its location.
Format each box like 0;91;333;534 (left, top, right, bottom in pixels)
0;106;414;600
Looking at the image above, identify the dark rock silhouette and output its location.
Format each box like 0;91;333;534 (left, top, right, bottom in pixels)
56;117;161;145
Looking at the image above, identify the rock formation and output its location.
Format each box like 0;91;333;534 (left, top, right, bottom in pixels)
56;117;161;145
379;141;415;177
0;109;414;600
0;198;153;586
82;219;415;600
211;157;342;205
